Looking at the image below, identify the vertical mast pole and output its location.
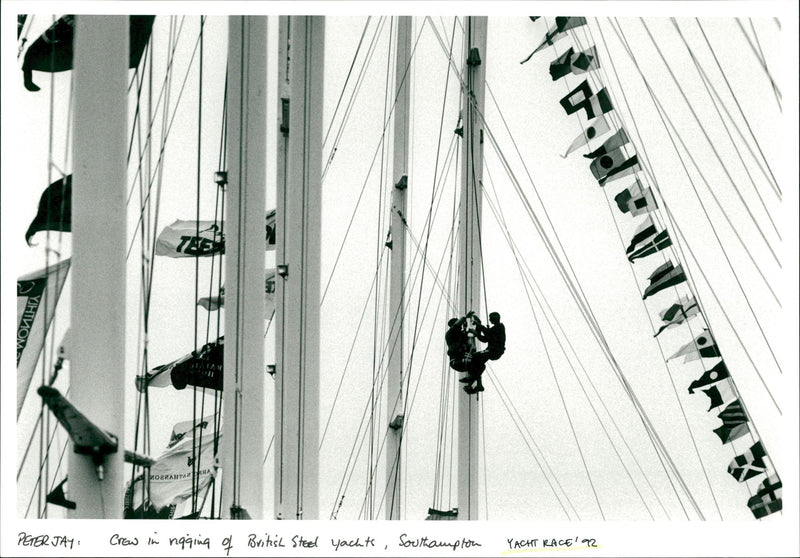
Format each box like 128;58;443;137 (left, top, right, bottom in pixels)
385;15;412;520
69;15;128;518
274;16;324;520
457;15;487;521
221;15;267;519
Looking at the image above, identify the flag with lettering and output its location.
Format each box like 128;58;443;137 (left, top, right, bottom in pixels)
157;212;276;257
747;474;782;519
559;79;613;121
688;360;730;394
667;328;720;363
712;399;750;444
549;46;599;80
25;175;72;245
614;178;658;217
642;260;686;299
654;295;699;336
139;417;219;511
728;441;767;482
156;220;225;258
562;115;611;158
170;338;224;391
198;269;276;314
17;259;70;416
138;337;224;392
521;17;588;62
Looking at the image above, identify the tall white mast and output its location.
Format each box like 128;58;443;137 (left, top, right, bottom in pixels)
385;15;412;520
274;16;324;520
220;15;267;519
457;15;487;521
68;15;128;518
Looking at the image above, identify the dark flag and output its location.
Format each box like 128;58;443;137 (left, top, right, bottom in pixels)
589;148;641;186
654;295;699;336
170;338;224;391
22;15;155;92
626;217;657;254
701;379;736;411
747;474;782;519
559;79;613;120
712;399;750;444
25;175;72;245
562;115;611;158
667;328;721;363
614;178;658;217
549;46;599;80
521;17;588;62
625;216;672;262
629;230;671;262
728;441;767;482
138;337;224;391
642;260;686;299
584;128;629;159
688;360;730;394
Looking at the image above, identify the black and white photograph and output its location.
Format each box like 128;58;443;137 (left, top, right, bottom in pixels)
2;2;798;557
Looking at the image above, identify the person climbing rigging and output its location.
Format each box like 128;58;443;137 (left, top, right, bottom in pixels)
461;312;506;394
445;315;472;373
475;312;506;365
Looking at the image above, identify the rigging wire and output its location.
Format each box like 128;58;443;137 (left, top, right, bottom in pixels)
638;19;780;268
694;19;781;198
395;15;459;516
322;16;373;148
524;256;608;520
130;31;154;517
603;21;780;308
331;134;461;517
431;15;699;519
125;16;188;208
586;18;783;516
38;14;61;519
328;156;456;517
322;17;387;180
433;19;710;519
576;19;726;518
319;48;459;459
191;15;205;516
604;19;784;396
668;20;779;241
481;159;664;520
735;18;782;109
367;17;396;518
126;18;215;262
432;151;461;513
320;18;428;305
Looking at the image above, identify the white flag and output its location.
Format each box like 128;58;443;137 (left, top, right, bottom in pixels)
156;211;276;258
17;259;70;416
149;417;219;511
156;220;224;258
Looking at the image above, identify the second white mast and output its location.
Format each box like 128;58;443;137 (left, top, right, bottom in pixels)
221;15;268;519
274;16;325;520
